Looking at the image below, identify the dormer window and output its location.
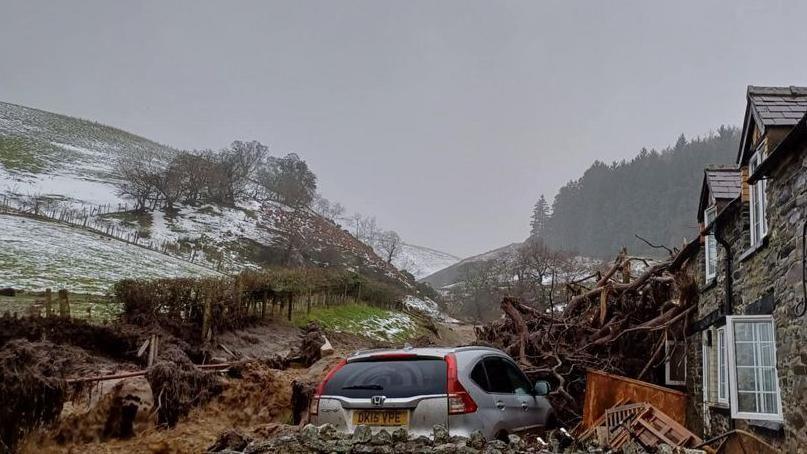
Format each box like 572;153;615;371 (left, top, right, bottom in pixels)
704;206;717;282
748;150;768;246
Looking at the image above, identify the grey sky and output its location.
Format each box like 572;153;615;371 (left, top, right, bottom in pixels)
2;0;806;257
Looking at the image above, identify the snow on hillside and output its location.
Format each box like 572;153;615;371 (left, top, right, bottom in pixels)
0;101;414;287
0;215;219;294
392;243;461;280
402;295;459;323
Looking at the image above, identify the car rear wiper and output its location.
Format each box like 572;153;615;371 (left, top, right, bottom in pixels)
342;384;384;390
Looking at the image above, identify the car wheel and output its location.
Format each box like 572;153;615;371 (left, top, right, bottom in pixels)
495;430;509;442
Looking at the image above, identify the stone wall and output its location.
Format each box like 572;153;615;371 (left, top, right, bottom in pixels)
686;142;807;452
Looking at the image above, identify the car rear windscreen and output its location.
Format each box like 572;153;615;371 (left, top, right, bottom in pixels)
323;358;447;398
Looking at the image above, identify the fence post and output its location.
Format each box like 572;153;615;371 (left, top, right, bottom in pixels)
57;289;70;318
44;288;52;317
202;295;213;344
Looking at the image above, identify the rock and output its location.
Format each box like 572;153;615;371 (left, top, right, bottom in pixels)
353;425;372;443
468;431;486;450
392;427;408;443
507;433;524;449
433;442;458;453
299;423;319;447
433;424;450;444
484;439;508;454
371;429;392;445
321;336;335;356
207;429;252;452
318;423;339;440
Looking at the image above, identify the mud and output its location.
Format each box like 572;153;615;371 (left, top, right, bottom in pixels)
146;346;224;428
0;340;67;452
2;310;462;454
0;315;144;363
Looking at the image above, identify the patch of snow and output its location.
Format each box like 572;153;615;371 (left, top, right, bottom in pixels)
392;243;461;280
402;295;459;323
0;214;220;294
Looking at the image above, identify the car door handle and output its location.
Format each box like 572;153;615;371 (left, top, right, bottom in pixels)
521;402;529;411
495;401;505;410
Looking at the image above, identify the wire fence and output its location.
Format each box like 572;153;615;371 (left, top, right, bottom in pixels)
0;194;222;273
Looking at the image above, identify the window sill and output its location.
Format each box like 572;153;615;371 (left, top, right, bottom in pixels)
700;278;717;293
746;418;784;433
707;402;730;411
739;235;769;262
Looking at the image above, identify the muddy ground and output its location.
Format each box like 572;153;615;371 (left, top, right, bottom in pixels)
1;316;475;454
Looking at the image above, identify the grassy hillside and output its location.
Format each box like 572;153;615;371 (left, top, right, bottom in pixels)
0;214;218;294
0;101;415;290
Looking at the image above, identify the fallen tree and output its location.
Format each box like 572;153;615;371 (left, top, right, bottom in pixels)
475;246;699;425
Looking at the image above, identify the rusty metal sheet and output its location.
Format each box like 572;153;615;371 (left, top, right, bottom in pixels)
581;369;688;429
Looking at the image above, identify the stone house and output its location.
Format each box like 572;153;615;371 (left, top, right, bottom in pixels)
684;86;807;451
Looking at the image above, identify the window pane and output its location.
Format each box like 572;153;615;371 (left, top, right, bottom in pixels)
323;359;447;398
734;342;756;366
485;358;514;394
736;367;757;391
759;342;775;366
470;362;490;392
503;360;532;395
734;322;753;341
718;329;727;400
761;367;777;392
757;321;773;342
762;392;778;414
737;391;758;413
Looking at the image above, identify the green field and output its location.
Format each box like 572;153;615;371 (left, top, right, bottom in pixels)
293;303;424;343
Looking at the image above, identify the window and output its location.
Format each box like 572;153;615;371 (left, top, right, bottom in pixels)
726;316;783;421
704;206;717;281
470;361;490;391
717;328;728;404
665;340;686;386
481;357;532;395
748;150;768;246
701;338;709;402
322;359;447;398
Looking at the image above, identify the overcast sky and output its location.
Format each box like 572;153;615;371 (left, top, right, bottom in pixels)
2;1;806;257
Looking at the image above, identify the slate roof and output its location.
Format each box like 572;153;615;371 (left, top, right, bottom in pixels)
748;86;807;127
748;111;807;184
704;166;741;200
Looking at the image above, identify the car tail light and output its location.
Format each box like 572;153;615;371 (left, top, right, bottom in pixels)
445;353;477;414
310;358;347;416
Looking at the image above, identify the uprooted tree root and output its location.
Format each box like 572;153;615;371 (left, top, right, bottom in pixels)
0;340;68;452
146;347;224;428
476;247;699;425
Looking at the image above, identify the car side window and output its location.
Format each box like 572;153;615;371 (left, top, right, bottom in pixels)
483;357;517;394
470;361;491;392
502;359;532;395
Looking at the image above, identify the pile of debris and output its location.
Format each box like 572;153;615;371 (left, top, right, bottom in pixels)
0;340;68;451
476;247;699;424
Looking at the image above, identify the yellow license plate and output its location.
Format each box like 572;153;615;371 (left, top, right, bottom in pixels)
352;409;409;426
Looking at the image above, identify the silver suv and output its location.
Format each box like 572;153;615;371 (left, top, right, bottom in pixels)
310;346;556;440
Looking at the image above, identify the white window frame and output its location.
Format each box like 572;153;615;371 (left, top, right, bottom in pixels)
704;206;717;281
701;336;710;402
748;150;768;246
717;327;728;404
725;315;783;421
665;340;686;386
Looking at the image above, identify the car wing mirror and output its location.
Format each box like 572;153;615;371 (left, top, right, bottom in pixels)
533;380;550;396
